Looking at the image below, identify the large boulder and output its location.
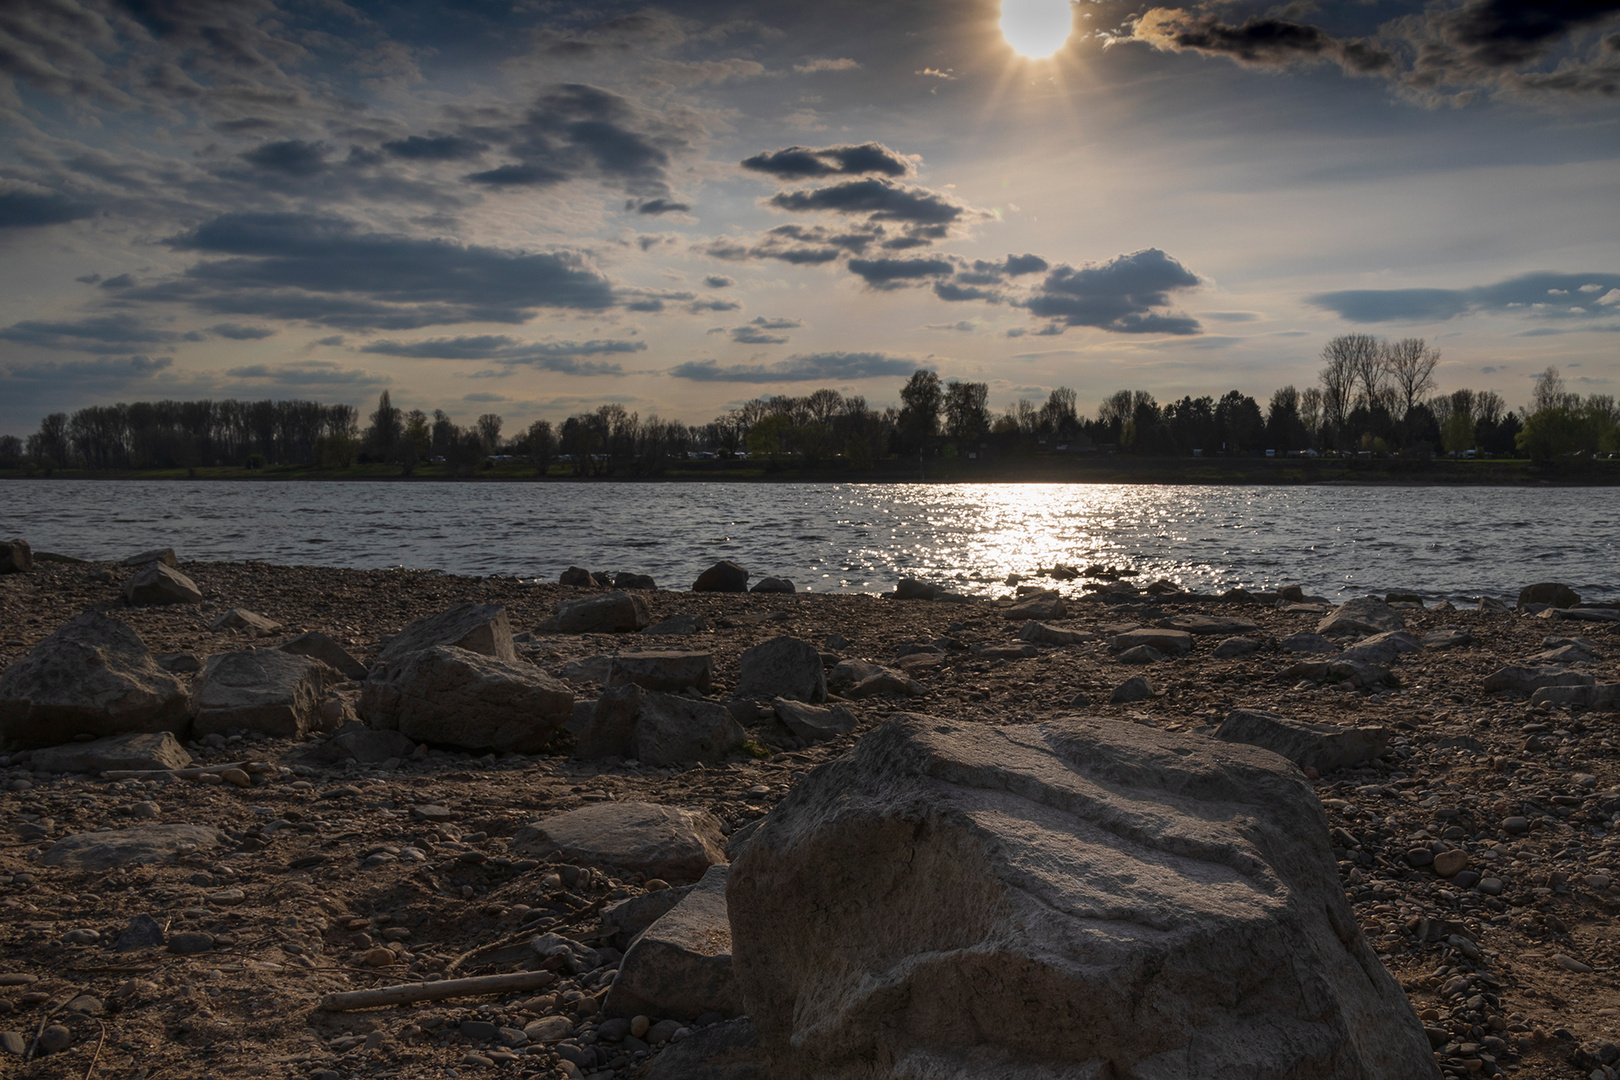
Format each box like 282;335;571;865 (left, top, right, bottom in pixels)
734;637;826;703
605;865;740;1020
1519;582;1580;609
192;650;336;738
1316;597;1405;637
635;691;746;766
279;631;368;681
693;561;749;593
512;801;725;884
378;603;515;664
1215;709;1389;773
608;651;714;693
361;645;572;754
0;612;190;748
573;683;643;759
44;824;223;870
30;732;192;774
125;563;203;606
551;592;652;634
0;538;32;574
728;716;1436;1080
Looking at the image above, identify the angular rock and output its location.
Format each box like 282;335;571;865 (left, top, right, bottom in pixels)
1109;674;1155;703
551;592;652;634
362;645;572;754
846;669;925;699
735;637;825;703
1157;614;1259;636
608;651;714;693
122;548;178;567
826;658;883;692
1482;664;1595;695
643;613;706;637
512;801;725;884
209;608;282;637
1214;709;1390;773
0;612;190;749
643;1017;763;1080
894;578;942;601
1211;636;1260;659
750;577;795;594
1018;621;1093;646
1316;596;1405;637
193;650;334;738
1519;582;1579;609
1422;628;1472;649
772;698;856;742
1109;628;1193;656
379;603;515;663
44;824;223;870
1282;659;1394;689
615;571;657;590
125;563;202;606
115;913;167;951
285;723;416;767
693;561;749;593
1336;630;1422;666
602;885;693;949
0;538;32;574
559;566;598;587
1004;590;1066;621
279;631;368;681
1279;632;1338;654
634;691;745;766
728;716;1434;1080
606;864;740;1020
1532;643;1600;665
1117;645;1163;665
1529;683;1619;710
29;732;191;774
573;683;642;759
561;654;614;683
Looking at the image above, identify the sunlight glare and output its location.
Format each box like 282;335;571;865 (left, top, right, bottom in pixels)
999;0;1073;60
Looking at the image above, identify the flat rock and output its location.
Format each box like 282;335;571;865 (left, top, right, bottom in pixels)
826;658;883;692
601;886;693;949
1529;683;1619;710
606;864;739;1020
44;824;223;870
1004;590;1066;620
693;561;749;593
551;592;652;634
512;801;725;884
30;732;191;774
125;563;203;606
846;669;925;699
209;608;282;637
362;645;572;754
1422;628;1472;649
1282;659;1394;689
727;715;1434;1080
1316;596;1405;637
122;548;178;567
634;691;745;766
1336;630;1422;665
279;631;368;680
642;1017;763;1080
0;612;190;749
1110;628;1193;656
1279;632;1338;654
1157;614;1259;636
772;698;856;741
1482;664;1596;695
1531;643;1600;665
378;603;516;664
285;723;416;766
735;637;825;703
1018;621;1093;646
1214;708;1389;773
608;651;714;693
615;572;657;590
1117;645;1163;665
643;613;707;637
1211;636;1260;659
193;649;335;738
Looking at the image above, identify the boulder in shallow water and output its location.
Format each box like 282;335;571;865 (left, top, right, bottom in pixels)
378;602;515;663
125;563;202;606
727;715;1436;1080
693;560;749;593
1518;582;1580;610
0;612;190;748
362;645;571;754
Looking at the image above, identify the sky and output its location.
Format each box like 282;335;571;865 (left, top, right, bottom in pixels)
1;0;1618;438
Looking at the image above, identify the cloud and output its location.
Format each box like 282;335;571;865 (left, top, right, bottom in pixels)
137;212;616;330
632;198;691;215
933;280;1000;302
0;190;96;229
241;139;330;176
703;275;735;289
793;58;860;73
211;323;277;340
768;178;971;226
688;297;741;312
1;354;172;381
847;256;956;288
1133;9;1395;75
669;351;922;383
99;274;135;289
223;360;388;388
382;135;488;161
1308;271;1620;323
728;315;803;344
742;143;910;180
1020;248;1203;335
360;334;642;374
463;392;509;403
927;321;978;332
1202;311;1262;323
0;313;188;350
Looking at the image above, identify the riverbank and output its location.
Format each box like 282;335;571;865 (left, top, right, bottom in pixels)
1;556;1618;1077
3;454;1617;486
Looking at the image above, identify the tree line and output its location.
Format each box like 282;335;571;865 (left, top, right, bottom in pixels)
3;336;1615;474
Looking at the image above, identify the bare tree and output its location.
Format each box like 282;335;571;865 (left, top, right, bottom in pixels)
476;413;503;454
1317;337;1362;432
1530;366;1577;413
1385;337;1440;418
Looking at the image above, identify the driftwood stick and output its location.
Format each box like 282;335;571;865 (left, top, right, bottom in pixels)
316;970;559;1012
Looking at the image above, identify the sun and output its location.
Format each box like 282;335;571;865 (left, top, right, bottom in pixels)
999;0;1074;60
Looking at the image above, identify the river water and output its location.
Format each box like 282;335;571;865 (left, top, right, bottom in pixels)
1;480;1615;602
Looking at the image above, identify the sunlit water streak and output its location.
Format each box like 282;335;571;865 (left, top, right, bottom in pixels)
2;480;1615;602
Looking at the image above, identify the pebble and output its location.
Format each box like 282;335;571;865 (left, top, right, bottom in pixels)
630;1015;650;1039
1556;955;1595;974
524;1015;572;1042
220;768;251;788
167;931;215;954
1433;850;1469;878
38;1024;73;1054
0;1031;24;1055
361;946;396;967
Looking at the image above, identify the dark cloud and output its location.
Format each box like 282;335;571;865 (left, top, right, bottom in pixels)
703;275;735;288
1430;0;1620;69
382;135;488;161
1;354;172;380
223;361;387;388
1135;11;1395;74
241;139;330;176
1020;248;1203;335
360;334;642;374
0;190;96;229
728;315;802;344
211;322;277;339
99;274;135;289
669;351;922;383
633;198;691;215
846;256;955;288
138;212;616;329
0;313;184;350
934;280;999;302
741;143;911;180
688;297;741;312
768;178;970;226
1308;271;1620;323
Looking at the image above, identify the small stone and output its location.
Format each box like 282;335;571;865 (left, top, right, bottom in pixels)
0;1030;25;1055
1109;675;1155;704
1433;850;1469;878
64;994;103;1016
167;931;214;954
1555;954;1594;974
1405;848;1435;868
1503;816;1531;835
364;1030;389;1051
208;888;245;906
220;768;251;788
460;1019;500;1042
523;1015;572;1043
38;1024;72;1054
1477;878;1504;895
631;1014;651;1038
362;946;396;967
